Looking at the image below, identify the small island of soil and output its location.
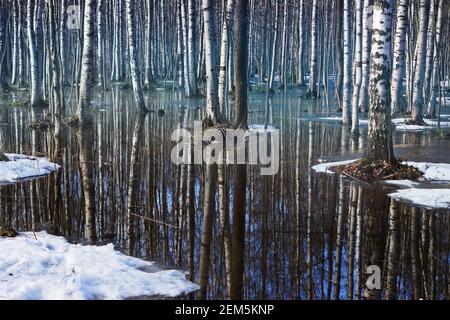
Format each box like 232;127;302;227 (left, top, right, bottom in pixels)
331;159;423;183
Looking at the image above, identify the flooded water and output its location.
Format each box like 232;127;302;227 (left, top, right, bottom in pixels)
0;87;449;300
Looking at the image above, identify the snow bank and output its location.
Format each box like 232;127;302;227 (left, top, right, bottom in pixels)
0;154;60;184
389;189;450;210
403;162;450;181
392;117;450;131
0;232;198;300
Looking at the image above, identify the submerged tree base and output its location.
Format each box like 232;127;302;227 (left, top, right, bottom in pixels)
331;158;423;183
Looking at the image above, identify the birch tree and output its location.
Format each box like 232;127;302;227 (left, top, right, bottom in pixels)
366;0;395;163
125;0;148;112
390;0;409;115
218;0;235;113
202;0;221;124
76;0;97;125
351;0;363;135
411;0;430;124
27;0;45;107
297;0;305;87
358;0;372;112
426;0;443;117
342;0;351;125
307;0;319;98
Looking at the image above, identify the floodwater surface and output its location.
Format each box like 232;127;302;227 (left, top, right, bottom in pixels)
0;87;449;300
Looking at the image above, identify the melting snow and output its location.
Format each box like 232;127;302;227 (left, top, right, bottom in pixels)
0;232;198;300
0;154;60;184
388;189;450;210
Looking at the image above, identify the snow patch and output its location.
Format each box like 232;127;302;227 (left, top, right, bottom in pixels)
389;189;450;210
403;162;450;181
0;154;60;184
0;232;198;300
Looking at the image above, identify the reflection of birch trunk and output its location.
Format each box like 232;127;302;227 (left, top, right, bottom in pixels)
126;113;147;255
410;207;423;299
385;200;400;300
333;176;345;299
307;122;313;299
77;127;97;244
355;186;363;299
346;183;358;299
230;0;249;299
198;164;218;299
218;163;231;296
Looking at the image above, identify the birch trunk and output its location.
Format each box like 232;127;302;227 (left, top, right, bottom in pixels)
125;0;148;112
358;0;372;112
411;0;430;124
426;0;443;117
307;0;319;97
351;0;363;135
27;0;45;107
297;0;305;86
424;0;436;105
366;0;395;163
187;0;198;96
76;0;97;125
218;0;235;113
202;0;221;124
341;0;351;124
390;0;409;115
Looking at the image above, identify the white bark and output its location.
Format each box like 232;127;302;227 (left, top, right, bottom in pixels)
411;0;430;124
351;0;363;135
366;0;395;163
307;0;319;97
77;0;97;125
358;0;372;112
390;0;409;114
187;0;198;96
424;0;436;104
297;0;305;86
342;0;351;124
27;0;45;107
126;0;148;112
218;0;235;113
202;0;221;123
426;0;443;117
